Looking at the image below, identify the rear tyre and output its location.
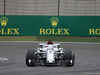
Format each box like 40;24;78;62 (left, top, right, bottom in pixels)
26;49;36;66
64;49;75;67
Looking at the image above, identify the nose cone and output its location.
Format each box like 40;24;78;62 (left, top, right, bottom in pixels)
46;45;55;63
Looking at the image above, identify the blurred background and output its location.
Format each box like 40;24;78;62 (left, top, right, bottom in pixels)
0;0;100;42
0;0;100;16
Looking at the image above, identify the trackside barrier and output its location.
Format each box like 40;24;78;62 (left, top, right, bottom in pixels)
0;16;100;36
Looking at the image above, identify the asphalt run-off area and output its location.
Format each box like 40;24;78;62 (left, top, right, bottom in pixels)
0;41;100;75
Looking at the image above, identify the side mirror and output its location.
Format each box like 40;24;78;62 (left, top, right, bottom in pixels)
37;47;42;50
59;48;63;50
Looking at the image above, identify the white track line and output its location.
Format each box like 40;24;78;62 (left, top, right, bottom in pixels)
0;41;100;44
0;58;8;61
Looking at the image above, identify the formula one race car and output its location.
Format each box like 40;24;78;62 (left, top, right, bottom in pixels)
26;41;75;67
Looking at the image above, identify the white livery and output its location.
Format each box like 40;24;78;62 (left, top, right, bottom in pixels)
26;43;75;67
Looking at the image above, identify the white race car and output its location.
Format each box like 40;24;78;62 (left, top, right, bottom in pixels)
26;42;75;67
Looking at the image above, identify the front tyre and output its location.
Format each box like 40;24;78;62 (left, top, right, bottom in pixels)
64;49;75;67
26;49;36;66
71;54;75;66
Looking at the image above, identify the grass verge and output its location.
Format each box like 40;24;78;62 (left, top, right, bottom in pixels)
0;36;100;43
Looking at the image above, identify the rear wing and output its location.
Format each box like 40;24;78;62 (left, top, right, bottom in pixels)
39;43;60;46
39;43;60;48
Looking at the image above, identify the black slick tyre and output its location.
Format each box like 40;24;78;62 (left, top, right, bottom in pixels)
64;49;75;67
26;49;36;66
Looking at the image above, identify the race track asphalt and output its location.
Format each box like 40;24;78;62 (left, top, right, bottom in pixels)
0;42;100;75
